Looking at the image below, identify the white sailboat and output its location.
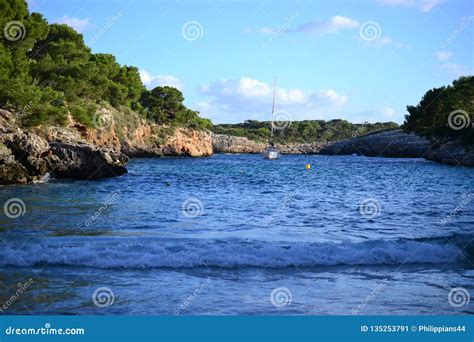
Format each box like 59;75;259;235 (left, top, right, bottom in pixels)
262;78;281;160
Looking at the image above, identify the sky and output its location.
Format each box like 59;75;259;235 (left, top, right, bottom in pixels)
27;0;474;124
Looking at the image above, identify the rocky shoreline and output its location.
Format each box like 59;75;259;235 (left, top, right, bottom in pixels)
0;110;128;185
1;109;472;185
212;129;474;167
318;129;432;158
318;129;474;167
424;140;474;167
0;108;212;185
211;133;327;154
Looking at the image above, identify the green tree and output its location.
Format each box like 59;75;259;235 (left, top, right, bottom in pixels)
404;76;474;142
0;0;213;130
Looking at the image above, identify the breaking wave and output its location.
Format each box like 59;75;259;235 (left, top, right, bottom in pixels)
1;234;472;269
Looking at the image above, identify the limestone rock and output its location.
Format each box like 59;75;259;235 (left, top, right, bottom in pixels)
319;129;432;158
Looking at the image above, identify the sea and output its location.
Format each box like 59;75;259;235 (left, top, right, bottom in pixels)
0;154;473;315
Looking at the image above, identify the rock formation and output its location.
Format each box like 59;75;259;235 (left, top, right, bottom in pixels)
319;129;432;158
211;133;327;154
0;108;214;185
319;129;474;167
0;109;128;185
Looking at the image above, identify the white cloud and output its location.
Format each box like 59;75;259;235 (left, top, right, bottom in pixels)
257;15;404;48
255;15;359;36
196;77;348;123
54;16;94;33
377;36;393;45
435;51;453;61
361;35;392;46
360;35;407;48
294;15;360;35
439;63;471;77
376;0;442;12
139;70;184;90
259;27;277;34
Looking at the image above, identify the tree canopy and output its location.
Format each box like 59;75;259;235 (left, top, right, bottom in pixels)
0;0;209;129
212;120;399;143
404;76;474;143
140;86;211;129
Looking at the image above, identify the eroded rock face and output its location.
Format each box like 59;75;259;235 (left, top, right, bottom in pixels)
0;148;31;185
49;142;128;180
319;129;432;158
425;140;474;167
0;110;129;185
319;129;474;167
0;107;216;184
122;128;213;157
211;134;266;154
278;142;327;154
211;133;327;154
0;110;52;184
158;128;213;157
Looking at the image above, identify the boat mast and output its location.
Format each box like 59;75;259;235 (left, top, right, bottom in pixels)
270;77;276;140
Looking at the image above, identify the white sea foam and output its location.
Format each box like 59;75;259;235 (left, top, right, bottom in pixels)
0;236;467;269
33;173;51;184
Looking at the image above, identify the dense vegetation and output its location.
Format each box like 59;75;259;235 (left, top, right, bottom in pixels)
0;0;210;129
211;120;399;143
404;76;474;144
140;86;212;130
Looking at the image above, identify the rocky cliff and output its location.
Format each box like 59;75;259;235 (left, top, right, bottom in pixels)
122;127;212;157
319;129;474;167
3;109;472;186
0;109;128;185
211;133;327;154
424;140;474;167
31;107;214;158
213;129;474;167
319;129;432;158
211;134;265;153
0;108;213;185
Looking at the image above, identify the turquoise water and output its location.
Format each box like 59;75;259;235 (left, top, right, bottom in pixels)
1;154;473;314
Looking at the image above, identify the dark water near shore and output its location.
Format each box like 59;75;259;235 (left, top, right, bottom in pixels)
1;154;473;315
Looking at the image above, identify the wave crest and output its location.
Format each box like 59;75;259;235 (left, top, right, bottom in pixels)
0;235;470;269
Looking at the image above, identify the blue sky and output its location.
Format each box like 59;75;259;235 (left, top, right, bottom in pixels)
28;0;473;124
